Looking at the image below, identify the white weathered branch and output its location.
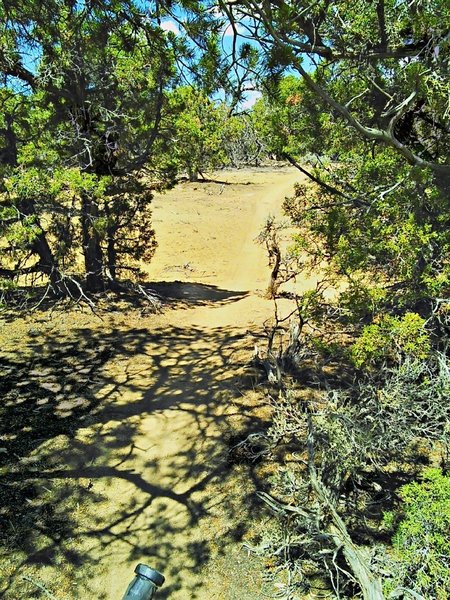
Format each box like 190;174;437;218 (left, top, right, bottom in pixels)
294;61;449;177
309;465;385;600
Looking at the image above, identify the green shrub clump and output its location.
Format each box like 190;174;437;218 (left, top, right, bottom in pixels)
384;468;450;599
351;312;430;368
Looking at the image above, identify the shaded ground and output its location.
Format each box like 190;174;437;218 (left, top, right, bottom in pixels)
0;166;312;599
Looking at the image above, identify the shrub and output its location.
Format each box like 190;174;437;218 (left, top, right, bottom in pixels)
384;468;450;599
351;312;430;368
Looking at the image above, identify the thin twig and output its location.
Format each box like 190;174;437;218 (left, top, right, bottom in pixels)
21;576;58;599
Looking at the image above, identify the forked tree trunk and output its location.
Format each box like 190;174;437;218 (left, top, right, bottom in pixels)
32;233;66;295
19;199;66;295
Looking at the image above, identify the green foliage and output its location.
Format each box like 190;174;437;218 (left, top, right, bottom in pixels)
0;278;17;292
283;147;450;315
5;217;41;248
221;114;265;167
351;313;431;368
0;0;227;295
252;76;313;157
167;86;227;180
384;469;450;599
250;0;450;318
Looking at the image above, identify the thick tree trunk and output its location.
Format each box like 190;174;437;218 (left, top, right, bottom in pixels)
32;234;65;294
187;165;199;182
18;199;66;295
81;194;104;292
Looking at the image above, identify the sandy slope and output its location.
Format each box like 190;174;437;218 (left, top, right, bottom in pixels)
2;166;315;599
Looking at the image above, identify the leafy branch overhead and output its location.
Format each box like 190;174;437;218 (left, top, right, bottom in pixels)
221;0;450;179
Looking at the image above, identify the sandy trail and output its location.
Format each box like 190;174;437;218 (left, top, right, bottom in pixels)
87;167;303;599
10;167;306;599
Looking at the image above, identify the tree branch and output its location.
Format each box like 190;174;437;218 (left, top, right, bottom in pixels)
307;416;385;600
292;60;450;176
281;151;369;208
2;62;36;89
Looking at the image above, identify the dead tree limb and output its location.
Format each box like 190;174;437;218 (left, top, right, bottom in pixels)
307;416;385;600
21;576;58;599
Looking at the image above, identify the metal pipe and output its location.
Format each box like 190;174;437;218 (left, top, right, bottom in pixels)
121;564;165;600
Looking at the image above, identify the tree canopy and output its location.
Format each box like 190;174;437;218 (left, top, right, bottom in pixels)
0;0;225;295
242;1;450;314
223;0;449;180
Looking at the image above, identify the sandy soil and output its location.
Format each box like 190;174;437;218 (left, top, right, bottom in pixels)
1;166;317;599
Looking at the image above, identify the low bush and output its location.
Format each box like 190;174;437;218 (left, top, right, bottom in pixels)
384;468;450;599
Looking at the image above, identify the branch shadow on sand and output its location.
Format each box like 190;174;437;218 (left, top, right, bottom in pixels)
0;282;248;323
146;281;249;306
0;311;270;599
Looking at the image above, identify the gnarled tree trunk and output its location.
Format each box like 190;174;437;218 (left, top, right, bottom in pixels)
18;198;66;296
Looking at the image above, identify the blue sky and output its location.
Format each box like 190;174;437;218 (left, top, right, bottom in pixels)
160;17;262;108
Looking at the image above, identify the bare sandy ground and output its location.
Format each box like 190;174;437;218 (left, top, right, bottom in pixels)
1;166;319;599
88;167;305;599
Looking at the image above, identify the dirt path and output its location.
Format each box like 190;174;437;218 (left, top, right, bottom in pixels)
1;167;306;599
90;167;302;599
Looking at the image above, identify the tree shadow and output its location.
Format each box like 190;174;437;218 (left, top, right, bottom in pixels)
0;281;249;322
0;315;268;598
145;281;249;306
177;175;252;186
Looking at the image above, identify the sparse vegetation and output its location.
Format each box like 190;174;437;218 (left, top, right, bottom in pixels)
1;0;449;598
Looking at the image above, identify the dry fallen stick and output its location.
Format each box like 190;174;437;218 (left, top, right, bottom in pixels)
21;575;58;599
